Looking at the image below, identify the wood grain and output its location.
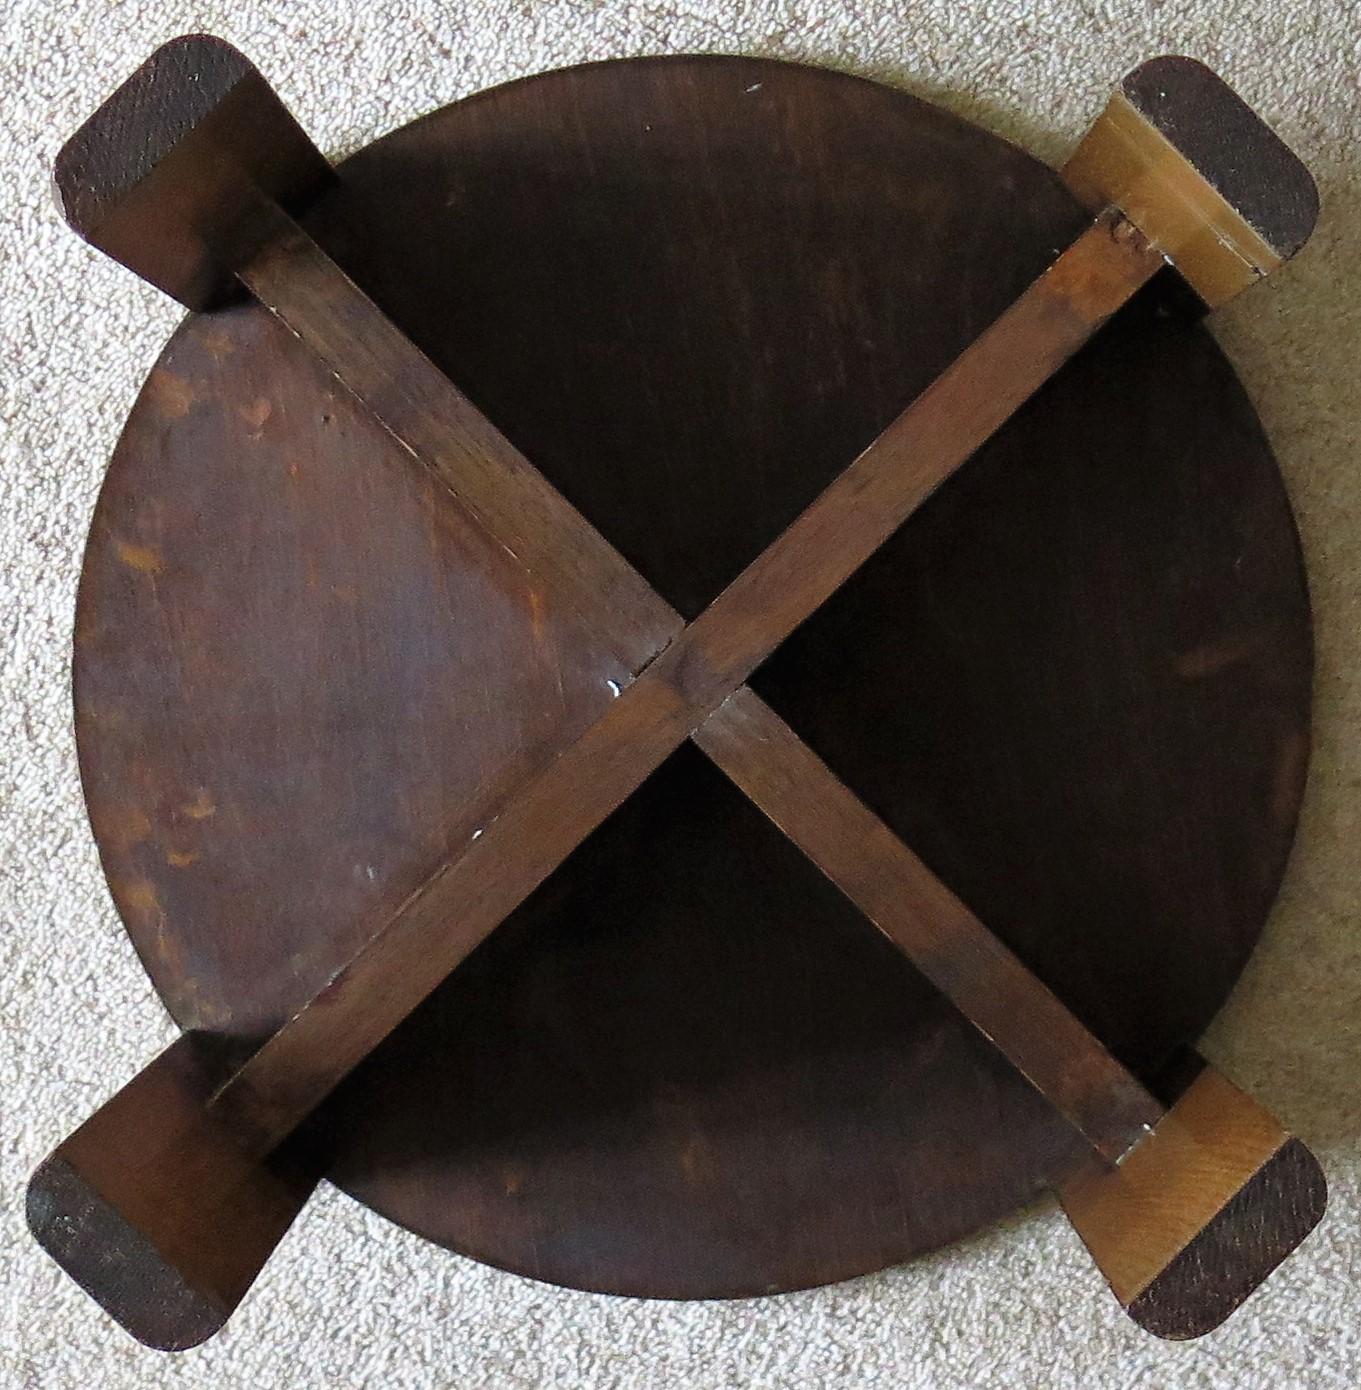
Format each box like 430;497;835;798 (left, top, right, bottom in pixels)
1125;1137;1326;1338
1062;57;1318;306
1059;1064;1326;1335
206;211;1162;1152
54;35;334;308
72;55;1313;1299
240;206;680;674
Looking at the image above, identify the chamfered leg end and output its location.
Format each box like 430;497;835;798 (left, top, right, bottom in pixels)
1063;54;1318;307
1059;1060;1326;1340
27;1153;230;1352
1123;1136;1326;1339
53;33;334;308
26;1033;322;1351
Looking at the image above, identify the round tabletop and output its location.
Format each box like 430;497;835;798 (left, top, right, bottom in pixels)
73;54;1311;1297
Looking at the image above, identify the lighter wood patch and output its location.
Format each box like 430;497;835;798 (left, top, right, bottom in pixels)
115;540;163;575
145;369;196;419
1174;632;1264;679
237;397;272;434
181;789;217;821
101;805;151;853
1063;92;1282;307
1059;1068;1287;1303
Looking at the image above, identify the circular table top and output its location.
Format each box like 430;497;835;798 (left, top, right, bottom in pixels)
73;54;1311;1297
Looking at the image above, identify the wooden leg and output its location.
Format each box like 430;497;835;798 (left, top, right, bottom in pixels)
694;693;1327;1336
1058;1060;1326;1338
26;1034;322;1351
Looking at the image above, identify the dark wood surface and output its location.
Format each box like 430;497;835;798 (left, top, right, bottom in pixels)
54;35;334;309
73;55;1311;1297
210;206;1163;1163
694;687;1165;1164
240;209;681;674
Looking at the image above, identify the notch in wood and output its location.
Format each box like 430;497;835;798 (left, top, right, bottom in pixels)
52;34;334;309
1063;56;1319;306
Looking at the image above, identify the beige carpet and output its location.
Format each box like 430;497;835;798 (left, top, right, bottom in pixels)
2;2;1358;1386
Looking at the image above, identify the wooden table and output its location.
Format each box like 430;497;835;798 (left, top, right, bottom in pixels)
72;54;1311;1298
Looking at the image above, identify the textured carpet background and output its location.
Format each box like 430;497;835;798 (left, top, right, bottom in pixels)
2;2;1357;1386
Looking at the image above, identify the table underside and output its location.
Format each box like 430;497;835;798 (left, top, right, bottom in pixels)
73;55;1311;1297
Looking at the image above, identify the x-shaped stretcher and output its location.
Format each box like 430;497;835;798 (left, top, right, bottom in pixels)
29;36;1326;1349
